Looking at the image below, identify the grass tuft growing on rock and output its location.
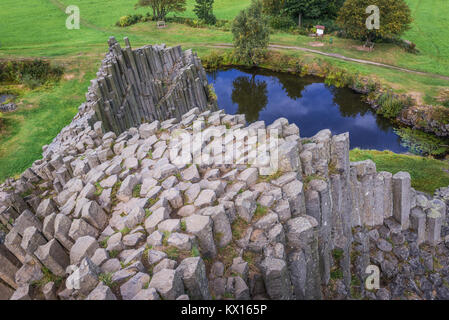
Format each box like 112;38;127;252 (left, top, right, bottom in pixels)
94;182;104;196
120;227;131;235
132;184;142;198
99;272;116;288
190;244;200;257
253;204;268;220
231;217;249;239
165;246;180;260
32;266;63;288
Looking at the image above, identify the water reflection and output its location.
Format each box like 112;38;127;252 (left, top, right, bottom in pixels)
207;68;408;153
231;75;268;123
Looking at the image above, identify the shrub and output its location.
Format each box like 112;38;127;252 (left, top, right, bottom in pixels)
376;91;411;119
0;59;63;88
324;68;355;88
116;14;144;27
22;74;41;89
268;15;296;31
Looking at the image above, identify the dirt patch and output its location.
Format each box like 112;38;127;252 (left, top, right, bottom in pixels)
309;42;325;47
352;45;373;52
63;74;76;80
408;91;424;106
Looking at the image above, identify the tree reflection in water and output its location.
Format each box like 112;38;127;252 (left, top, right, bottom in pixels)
329;86;395;133
231;74;268;123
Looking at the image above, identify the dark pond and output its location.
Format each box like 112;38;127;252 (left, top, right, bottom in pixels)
207;68;409;153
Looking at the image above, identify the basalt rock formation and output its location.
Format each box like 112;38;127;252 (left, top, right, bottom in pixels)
0;41;448;300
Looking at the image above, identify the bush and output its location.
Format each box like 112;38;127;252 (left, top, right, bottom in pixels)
324;68;356;88
202;50;225;69
22;74;41;89
0;59;63;88
116;14;144;27
376;91;411;119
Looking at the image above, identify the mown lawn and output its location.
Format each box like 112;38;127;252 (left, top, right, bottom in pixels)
349;148;449;194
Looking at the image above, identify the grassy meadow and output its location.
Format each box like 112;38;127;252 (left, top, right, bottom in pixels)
0;0;449;192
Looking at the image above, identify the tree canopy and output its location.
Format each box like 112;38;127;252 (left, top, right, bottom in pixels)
336;0;412;42
136;0;186;21
263;0;344;21
231;0;270;65
194;0;216;25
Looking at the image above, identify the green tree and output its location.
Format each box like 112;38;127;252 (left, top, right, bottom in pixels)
325;0;346;19
194;0;216;25
336;0;412;42
262;0;285;16
232;0;270;65
282;0;328;26
136;0;186;21
264;0;343;21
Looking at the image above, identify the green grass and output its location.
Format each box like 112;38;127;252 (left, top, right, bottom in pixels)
403;0;449;76
349;148;449;194
253;204;268;220
0;61;95;180
31;266;64;288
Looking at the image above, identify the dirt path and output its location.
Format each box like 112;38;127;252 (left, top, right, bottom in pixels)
212;43;449;81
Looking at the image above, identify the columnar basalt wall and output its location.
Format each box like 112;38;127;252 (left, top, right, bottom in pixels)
0;43;448;300
82;37;216;135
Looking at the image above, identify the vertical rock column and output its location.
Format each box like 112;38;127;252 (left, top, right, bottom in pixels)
392;172;411;230
352;229;370;298
425;199;445;245
286;215;322;300
306;180;332;286
349;166;363;227
87;37;216;136
329;133;353;291
351;160;377;227
0;244;21;290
